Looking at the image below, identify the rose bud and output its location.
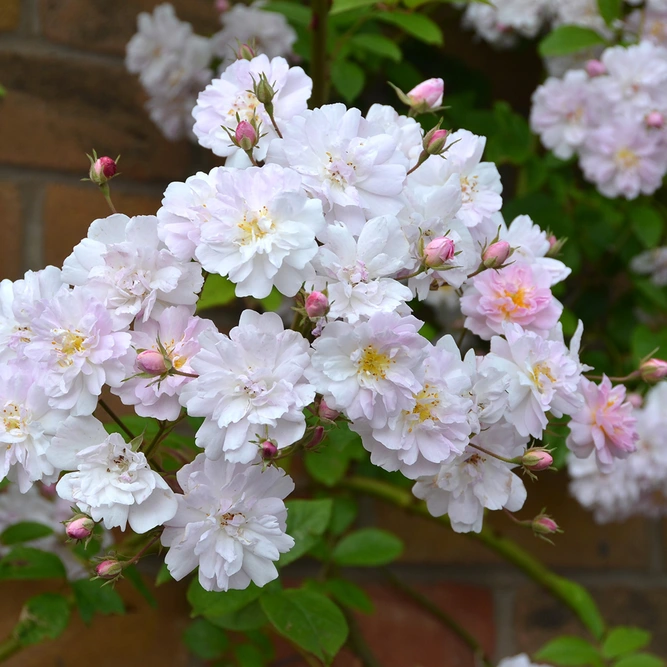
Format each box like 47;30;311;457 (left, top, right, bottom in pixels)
235;120;258;151
236;42;255;60
318;399;340;422
521;449;553;472
424;127;449;156
136;349;168;376
216;0;230;13
306;425;325;449
95;559;123;580
532;514;561;536
585;59;606;77
89;156;117;186
305;291;329;319
424;236;455;268
407;78;444;112
260;440;278;460
646;111;664;129
482;240;511;269
65;516;95;541
640;358;667;383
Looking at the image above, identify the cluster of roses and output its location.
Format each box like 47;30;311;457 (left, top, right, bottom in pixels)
531;40;667;199
0;48;644;594
125;2;295;140
461;0;666;52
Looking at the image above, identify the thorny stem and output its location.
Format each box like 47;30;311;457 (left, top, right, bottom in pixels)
585;371;640;383
468;442;518;465
267;109;283;138
310;0;329;108
124;531;162;568
0;637;20;663
170;369;199;379
341;476;606;638
144;411;188;460
98;399;136;440
385;570;493;667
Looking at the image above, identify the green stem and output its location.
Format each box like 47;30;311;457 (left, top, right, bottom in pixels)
310;0;329;108
385;570;492;667
98;399;136;440
342;607;383;667
341;476;605;637
0;636;20;663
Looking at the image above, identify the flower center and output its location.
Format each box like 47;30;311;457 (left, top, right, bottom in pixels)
411;385;439;424
356;345;392;379
615;148;640;170
500;286;532;314
530;361;556;390
2;402;27;437
325;152;356;188
52;329;87;366
226;91;261;124
237;207;273;246
460;176;478;204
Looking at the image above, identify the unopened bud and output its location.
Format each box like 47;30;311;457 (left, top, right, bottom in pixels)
261;440;278;460
235;120;258;151
318;399;339;421
407;78;444;112
95;559;123;580
646;111;664;129
306;425;325;449
237;42;255;60
424;128;449;156
546;235;567;257
532;514;560;536
521;449;553;472
216;0;230;13
640;358;667;383
254;74;276;109
305;291;329;318
585;59;606;77
482;240;511;268
66;516;95;541
136;349;168;376
627;392;643;409
424;236;455;268
89;156;117;185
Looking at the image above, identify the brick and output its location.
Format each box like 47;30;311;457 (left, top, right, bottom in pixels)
40;0;218;56
0;576;192;667
0;183;23;280
43;182;162;267
0;0;20;32
514;583;667;658
0;50;193;182
376;472;652;570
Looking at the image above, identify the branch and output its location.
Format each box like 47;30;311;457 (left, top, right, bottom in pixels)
98;399;136;440
342;607;383;667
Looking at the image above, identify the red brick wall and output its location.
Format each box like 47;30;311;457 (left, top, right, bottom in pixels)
0;2;665;665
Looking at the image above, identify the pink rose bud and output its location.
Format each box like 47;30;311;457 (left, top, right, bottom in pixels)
424;128;449;156
235;120;258;151
89;156;117;185
424;236;455;267
532;514;560;536
261;440;278;460
482;240;511;268
646;111;664;129
136;349;168;376
640;358;667;383
215;0;230;12
318;399;340;422
627;392;643;409
306;425;325;449
585;59;606;77
95;559;123;580
407;78;444;111
237;42;255;60
521;449;553;472
66;516;95;541
305;291;329;318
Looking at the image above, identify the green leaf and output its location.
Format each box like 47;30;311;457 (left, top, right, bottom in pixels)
258;287;283;312
124;565;156;607
597;0;622;26
330;0;377;15
280;498;333;566
0;522;54;545
350;34;402;62
331;60;365;103
329;497;359;536
535;637;603;667
261;589;348;664
0;547;65;580
15;593;71;646
183;618;229;660
197;273;236;311
155;562;173;586
264;1;312;26
538;26;606;58
634;279;667;311
188;579;262;618
207;599;268;631
486;101;533;165
603;628;652;659
551;578;606;640
332;528;403;567
377;12;444;45
71;578;125;625
631;205;663;248
304;423;363;486
234;643;267;667
614;655;664;667
325;578;374;613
